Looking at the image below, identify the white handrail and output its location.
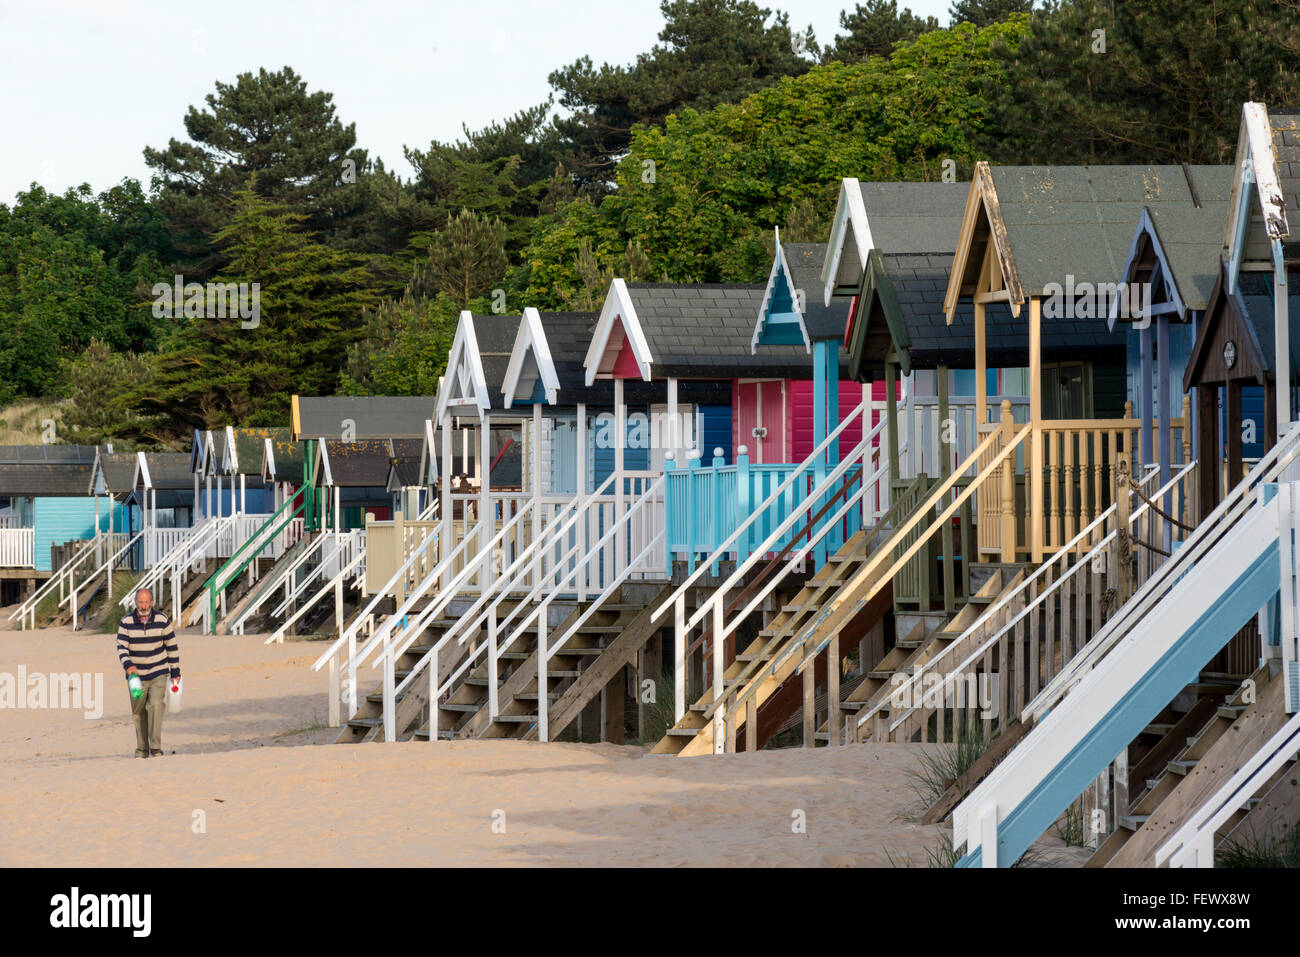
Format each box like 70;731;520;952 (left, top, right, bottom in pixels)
653;397;882;629
123;516;232;610
59;528;148;629
8;529;119;628
431;471;620;655
1027;427;1300;722
410;474;667;743
268;547;367;645
1156;708;1300;867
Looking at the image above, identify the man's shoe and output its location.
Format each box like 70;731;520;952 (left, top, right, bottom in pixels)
135;751;148;759
150;750;163;757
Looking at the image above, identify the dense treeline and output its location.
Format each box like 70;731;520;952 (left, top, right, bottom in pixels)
0;0;1295;448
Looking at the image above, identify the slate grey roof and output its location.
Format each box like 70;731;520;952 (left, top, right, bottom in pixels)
0;444;102;465
988;165;1228;297
142;454;200;490
857;181;971;255
95;454;137;497
781;242;852;341
624;283;837;378
0;462;92;497
0;444;106;497
1133;167;1234;312
861;252;1126;374
468;314;525;412
323;440;395;488
295;396;433;440
1268;109;1300;257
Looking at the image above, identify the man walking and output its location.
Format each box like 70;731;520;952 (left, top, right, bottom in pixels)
116;587;181;758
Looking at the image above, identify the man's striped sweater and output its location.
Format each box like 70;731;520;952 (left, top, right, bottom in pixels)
116;610;181;681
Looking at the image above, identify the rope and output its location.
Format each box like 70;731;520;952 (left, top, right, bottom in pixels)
1126;473;1194;533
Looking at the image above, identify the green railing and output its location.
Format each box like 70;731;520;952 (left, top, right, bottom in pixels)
200;491;308;633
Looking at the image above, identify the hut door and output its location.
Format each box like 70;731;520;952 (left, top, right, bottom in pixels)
738;380;786;464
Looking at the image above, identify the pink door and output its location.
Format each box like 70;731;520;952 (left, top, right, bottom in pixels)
736;380;786;463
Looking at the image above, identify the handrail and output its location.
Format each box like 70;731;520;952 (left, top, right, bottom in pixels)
58;528;148;628
716;424;1029;729
405;474;667;743
685;458;874;660
654;397;881;626
268;530;364;619
224;532;329;634
690;463;908;724
310;523;441;672
1155;708;1300;867
266;542;368;644
122;516;234;612
8;528;118;627
793;424;1027;670
430;471;620;656
1027;425;1300;722
656;411;887;635
201;493;307;626
357;495;539;678
869;461;1181;737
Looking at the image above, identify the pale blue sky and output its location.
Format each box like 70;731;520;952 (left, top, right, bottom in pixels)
0;0;957;204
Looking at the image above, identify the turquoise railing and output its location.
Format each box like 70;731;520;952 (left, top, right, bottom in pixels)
665;449;864;575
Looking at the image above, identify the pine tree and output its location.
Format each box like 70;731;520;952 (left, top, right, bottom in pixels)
132;182;380;438
826;1;939;61
410;209;509;307
950;0;1035;26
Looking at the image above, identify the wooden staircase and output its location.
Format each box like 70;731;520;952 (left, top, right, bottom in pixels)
1090;664;1287;866
404;585;674;742
215;535;317;635
334;597;522;743
651;528;893;756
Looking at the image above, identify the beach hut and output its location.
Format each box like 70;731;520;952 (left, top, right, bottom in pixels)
941;162;1219;561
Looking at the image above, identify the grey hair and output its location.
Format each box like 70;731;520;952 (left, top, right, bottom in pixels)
135;587;154;601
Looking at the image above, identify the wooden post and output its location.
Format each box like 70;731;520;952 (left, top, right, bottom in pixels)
1197;385;1218;513
1266;380;1278;450
1139;321;1154;469
802;660;816;748
938;364;955;613
602;667;625;744
1227;380;1243;488
974;300;987;426
615;378;625;580
1277;268;1290;433
1000;400;1016;563
886;359;900;485
1029;297;1044;563
827;633;841;746
1116;458;1132;606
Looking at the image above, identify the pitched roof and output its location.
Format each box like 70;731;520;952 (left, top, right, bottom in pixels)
293;396;433;440
622;283;834;378
823;180;970;300
0;444;102;465
226;427;290;476
0;445;105;497
1184;262;1300;389
321;440;397;488
1115;174;1234;320
850;250;1124;379
754;240;853;350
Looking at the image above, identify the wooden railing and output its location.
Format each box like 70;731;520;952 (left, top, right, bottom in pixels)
978;398;1194;561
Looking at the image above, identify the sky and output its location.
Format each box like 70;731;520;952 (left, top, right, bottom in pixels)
0;0;956;205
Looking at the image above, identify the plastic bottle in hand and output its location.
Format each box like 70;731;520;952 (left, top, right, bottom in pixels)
127;673;143;700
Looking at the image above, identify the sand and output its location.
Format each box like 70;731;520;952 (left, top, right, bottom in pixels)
0;613;1072;867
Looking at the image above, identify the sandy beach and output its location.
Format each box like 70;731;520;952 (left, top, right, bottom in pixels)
0;614;1060;867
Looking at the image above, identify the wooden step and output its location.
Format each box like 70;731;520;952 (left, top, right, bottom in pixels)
493;715;538;723
1119;814;1150;831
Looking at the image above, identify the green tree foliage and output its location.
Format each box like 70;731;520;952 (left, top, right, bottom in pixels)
950;0;1035;26
411;209;509;307
984;0;1300;165
143;66;372;274
826;1;940;61
131;183;380;440
0;183;169;404
404;102;565;254
549;0;815;185
59;339;156;445
341;294;459;397
524;18;1027;304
